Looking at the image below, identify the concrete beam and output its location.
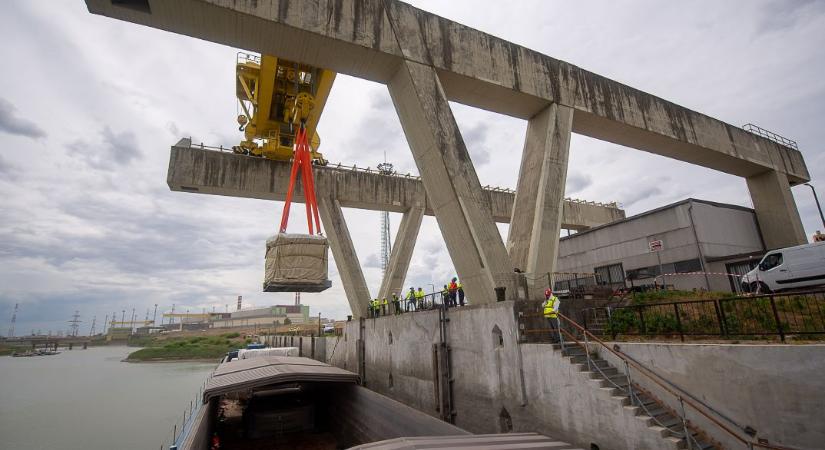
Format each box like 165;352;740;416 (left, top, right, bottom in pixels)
166;141;625;230
87;0;809;184
746;170;806;250
377;205;424;300
387;60;516;304
317;195;371;318
507;104;573;299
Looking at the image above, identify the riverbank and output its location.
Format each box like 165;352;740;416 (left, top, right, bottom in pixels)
125;333;249;362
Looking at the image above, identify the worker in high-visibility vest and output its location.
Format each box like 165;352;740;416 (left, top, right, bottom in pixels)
392;293;401;315
367;299;374;318
457;280;465;306
381;298;388;316
448;278;458;307
441;285;450;308
372;298;380;317
542;290;561;341
415;287;425;310
405;287;416;312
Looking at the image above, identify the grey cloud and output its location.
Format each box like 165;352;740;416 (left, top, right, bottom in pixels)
0;154;12;175
0;97;47;139
363;252;382;269
756;0;821;34
369;91;393;111
67;126;142;169
622;186;662;208
566;172;592;195
461;123;491;166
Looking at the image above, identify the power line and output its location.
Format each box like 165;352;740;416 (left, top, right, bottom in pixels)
68;311;82;337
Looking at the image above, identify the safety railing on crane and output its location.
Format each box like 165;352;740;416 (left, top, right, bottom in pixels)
742;123;799;150
179;140;621;209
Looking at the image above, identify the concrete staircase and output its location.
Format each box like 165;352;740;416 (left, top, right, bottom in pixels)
554;344;718;450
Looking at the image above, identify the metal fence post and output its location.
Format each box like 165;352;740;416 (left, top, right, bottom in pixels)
557;318;565;352
713;299;726;336
584;331;592;372
768;296;785;342
638;307;647;335
624;360;633;404
678;396;693;450
674;303;684;342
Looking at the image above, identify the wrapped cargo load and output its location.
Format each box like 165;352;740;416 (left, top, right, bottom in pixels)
238;347;299;359
264;233;332;292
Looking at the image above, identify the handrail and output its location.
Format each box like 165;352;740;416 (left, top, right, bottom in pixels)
556;312;798;450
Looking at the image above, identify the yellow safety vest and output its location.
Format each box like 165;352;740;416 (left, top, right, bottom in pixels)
382;298;388;305
543;296;559;318
372;299;380;310
406;291;415;300
457;282;463;290
414;291;424;299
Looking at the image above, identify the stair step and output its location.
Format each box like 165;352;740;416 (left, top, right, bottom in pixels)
657;415;683;429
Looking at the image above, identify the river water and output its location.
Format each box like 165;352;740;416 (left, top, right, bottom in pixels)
0;345;216;450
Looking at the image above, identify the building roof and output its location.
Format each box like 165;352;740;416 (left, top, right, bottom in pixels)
560;198;754;242
202;356;359;403
349;433;580;449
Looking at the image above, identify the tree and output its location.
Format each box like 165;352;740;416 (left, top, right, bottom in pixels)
283;318;292;325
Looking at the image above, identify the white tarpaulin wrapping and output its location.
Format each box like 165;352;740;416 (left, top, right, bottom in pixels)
264;233;330;291
238;347;299;359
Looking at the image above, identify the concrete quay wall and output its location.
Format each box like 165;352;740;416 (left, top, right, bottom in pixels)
601;342;825;450
274;303;679;449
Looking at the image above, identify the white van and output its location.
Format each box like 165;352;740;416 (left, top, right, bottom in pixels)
741;242;825;293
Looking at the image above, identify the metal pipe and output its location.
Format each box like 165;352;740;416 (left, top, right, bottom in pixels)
624;360;633;404
803;183;825;229
688;201;711;291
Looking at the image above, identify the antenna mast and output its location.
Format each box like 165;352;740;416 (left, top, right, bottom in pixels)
377;153;394;275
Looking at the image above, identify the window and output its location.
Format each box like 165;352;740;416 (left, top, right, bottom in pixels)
594;263;625;286
760;253;783;271
674;259;702;273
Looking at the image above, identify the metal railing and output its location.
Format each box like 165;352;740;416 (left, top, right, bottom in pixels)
163;372;213;450
582;290;825;342
524;307;799;450
742;123;799;150
178;140;620;208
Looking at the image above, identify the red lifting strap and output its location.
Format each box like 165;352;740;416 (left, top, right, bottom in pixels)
279;126;322;235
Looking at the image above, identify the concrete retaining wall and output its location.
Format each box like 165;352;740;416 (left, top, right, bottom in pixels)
265;307;825;450
297;303;680;449
601;342;825;450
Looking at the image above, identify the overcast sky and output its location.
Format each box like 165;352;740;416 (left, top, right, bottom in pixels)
1;0;824;335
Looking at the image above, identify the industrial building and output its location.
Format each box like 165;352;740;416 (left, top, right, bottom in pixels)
211;304;310;329
556;198;766;293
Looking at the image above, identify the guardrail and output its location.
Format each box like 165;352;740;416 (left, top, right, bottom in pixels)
179;140;620;208
742;123;799;150
581;290;825;342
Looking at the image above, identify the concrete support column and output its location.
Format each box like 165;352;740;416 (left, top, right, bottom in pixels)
378;204;425;300
318;196;371;318
507;103;573;299
746;170;806;250
387;60;516;304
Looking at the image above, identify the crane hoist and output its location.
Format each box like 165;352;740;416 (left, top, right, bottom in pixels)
232;52;335;165
235;52;334;293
